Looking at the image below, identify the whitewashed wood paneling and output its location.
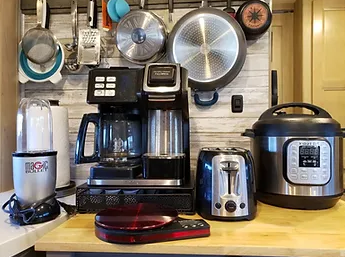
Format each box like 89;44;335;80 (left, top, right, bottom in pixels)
22;6;269;180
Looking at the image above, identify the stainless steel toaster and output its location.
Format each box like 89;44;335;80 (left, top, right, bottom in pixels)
196;147;256;221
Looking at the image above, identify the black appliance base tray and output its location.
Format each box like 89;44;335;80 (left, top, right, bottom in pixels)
76;182;195;214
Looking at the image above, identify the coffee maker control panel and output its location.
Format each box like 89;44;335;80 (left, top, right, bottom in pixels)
87;68;143;104
143;63;181;94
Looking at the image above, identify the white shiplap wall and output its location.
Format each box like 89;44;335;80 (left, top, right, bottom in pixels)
21;8;270;180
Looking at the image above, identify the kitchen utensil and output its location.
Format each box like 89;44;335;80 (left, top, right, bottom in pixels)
223;0;235;17
196;147;256;221
168;0;173;22
2;98;60;225
65;0;78;51
49;100;71;189
115;0;167;64
22;0;59;71
242;102;344;210
167;0;247;106
102;0;113;31
18;41;64;84
94;203;210;244
235;0;272;40
107;0;130;22
78;0;101;66
65;0;83;73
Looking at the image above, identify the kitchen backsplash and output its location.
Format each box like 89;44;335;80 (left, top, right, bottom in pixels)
21;9;269;180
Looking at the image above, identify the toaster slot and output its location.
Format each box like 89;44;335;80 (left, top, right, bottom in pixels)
221;161;239;195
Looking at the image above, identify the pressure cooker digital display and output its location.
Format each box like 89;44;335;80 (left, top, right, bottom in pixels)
299;146;320;168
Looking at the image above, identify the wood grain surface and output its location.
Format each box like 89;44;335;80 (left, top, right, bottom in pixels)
0;0;19;192
35;200;345;257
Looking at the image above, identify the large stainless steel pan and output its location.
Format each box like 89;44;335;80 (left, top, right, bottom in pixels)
167;0;247;106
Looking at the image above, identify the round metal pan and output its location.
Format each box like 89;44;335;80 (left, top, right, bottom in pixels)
115;0;168;65
167;0;247;106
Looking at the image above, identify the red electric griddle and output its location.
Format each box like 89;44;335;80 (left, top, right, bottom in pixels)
95;203;210;244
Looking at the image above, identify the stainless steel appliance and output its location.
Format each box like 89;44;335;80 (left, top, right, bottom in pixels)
2;98;60;225
75;63;191;187
141;63;190;186
243;103;344;210
196;147;256;220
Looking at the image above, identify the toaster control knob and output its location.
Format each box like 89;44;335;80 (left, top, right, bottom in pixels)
225;201;237;213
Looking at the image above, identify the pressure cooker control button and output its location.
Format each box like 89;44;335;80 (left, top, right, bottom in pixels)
215;202;221;209
290;168;297;174
225;201;237;213
240;203;246;209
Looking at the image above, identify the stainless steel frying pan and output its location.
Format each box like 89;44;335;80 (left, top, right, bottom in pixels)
167;0;247;106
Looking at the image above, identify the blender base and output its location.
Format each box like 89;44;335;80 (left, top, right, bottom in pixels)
2;194;61;226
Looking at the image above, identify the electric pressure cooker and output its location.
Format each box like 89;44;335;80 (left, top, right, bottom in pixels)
243;103;344;210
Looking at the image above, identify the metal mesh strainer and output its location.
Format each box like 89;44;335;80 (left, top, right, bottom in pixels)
22;0;58;65
170;13;239;83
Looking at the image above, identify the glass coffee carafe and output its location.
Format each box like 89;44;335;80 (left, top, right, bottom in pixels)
75;112;142;166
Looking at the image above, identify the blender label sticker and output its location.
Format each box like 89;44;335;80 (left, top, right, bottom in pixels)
25;161;49;173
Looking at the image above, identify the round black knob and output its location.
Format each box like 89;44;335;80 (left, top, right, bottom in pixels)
215;202;221;209
225;201;237;212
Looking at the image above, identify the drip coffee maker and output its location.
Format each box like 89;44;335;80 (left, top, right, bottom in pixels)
2;98;60;225
75;64;194;213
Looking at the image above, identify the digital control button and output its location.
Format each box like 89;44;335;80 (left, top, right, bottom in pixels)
312;169;318;173
95;83;104;88
322;174;328;180
240;203;246;209
106;83;116;88
322;164;328;169
225;201;237;213
300;174;308;180
215;202;221;209
105;90;115;96
107;76;116;82
94;90;105;96
312;174;318;180
95;76;105;82
291;157;297;163
290;174;298;180
292;150;298;156
290;168;297;174
292;146;297;151
322;169;328;174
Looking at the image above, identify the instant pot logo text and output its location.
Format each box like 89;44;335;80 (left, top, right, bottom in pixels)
25;161;49;173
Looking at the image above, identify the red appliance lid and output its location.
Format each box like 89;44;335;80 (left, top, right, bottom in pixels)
95;203;178;231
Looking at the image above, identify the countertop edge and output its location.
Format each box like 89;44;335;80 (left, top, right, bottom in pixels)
0;213;69;257
34;242;345;257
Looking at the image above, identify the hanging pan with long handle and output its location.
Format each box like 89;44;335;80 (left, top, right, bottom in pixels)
115;0;168;65
167;0;247;106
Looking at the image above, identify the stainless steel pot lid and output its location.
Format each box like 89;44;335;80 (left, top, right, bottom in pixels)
115;10;167;63
168;10;241;83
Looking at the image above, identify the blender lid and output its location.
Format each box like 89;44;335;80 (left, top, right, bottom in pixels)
95;203;178;231
249;102;343;137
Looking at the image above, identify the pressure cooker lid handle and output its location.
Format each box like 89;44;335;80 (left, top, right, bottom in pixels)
260;102;332;119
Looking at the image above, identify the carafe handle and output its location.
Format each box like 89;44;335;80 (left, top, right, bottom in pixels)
75;113;100;164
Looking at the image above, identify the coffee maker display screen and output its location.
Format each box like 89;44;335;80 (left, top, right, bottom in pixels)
299;146;320;167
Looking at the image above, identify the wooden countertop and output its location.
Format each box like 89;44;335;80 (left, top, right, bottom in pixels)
35;200;345;257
